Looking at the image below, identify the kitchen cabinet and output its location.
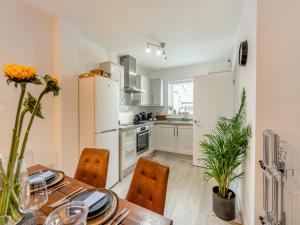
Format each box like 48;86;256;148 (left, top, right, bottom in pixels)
153;124;177;152
99;62;124;103
149;124;155;150
151;79;164;106
154;124;193;155
176;125;193;155
133;75;151;105
120;129;137;173
133;77;164;106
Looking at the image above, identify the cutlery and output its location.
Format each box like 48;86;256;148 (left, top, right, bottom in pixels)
115;210;131;225
48;187;85;208
48;181;71;194
106;208;128;225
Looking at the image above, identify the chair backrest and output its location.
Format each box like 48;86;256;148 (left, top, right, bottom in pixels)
126;157;170;215
74;148;109;188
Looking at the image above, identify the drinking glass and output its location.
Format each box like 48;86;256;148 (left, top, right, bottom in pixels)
19;176;48;215
45;201;88;225
140;214;160;225
0;216;13;225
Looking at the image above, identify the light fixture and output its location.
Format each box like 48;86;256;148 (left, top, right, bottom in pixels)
146;42;167;61
156;49;161;55
146;44;151;53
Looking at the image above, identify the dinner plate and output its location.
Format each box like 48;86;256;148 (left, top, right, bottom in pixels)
70;189;113;220
28;169;65;191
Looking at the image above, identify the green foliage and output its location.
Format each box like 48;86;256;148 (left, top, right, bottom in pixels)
200;88;251;198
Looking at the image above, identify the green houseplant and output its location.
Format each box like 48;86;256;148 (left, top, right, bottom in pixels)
200;88;251;221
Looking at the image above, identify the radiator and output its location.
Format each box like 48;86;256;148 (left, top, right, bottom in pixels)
259;129;295;225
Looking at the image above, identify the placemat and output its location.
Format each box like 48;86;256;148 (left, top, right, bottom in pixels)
88;190;119;225
29;170;65;192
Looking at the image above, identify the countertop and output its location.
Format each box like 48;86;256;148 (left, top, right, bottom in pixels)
119;120;193;131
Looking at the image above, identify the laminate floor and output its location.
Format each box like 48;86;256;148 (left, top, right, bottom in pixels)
112;152;241;225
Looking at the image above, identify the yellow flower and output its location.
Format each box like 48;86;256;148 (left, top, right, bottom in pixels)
3;64;37;81
51;75;59;87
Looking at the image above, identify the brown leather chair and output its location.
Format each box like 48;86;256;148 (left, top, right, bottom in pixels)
74;148;109;188
126;157;170;215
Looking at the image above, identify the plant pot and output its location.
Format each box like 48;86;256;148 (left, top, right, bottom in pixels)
212;186;235;221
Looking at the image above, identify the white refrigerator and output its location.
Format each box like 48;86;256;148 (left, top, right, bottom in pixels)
79;75;119;188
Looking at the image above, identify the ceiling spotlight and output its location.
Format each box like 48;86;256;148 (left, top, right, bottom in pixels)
156;48;161;55
146;44;151;53
145;42;167;61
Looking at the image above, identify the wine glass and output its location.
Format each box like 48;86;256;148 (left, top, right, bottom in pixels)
45;201;88;225
140;214;160;225
0;216;13;225
19;176;48;215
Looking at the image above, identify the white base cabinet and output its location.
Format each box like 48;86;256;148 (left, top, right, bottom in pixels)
153;124;193;155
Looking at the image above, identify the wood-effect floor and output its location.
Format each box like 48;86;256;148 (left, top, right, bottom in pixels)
112;152;242;225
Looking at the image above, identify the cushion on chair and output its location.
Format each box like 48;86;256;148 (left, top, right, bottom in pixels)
74;148;109;188
126;157;169;215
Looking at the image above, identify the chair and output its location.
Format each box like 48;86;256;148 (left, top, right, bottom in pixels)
74;148;109;188
126;157;170;215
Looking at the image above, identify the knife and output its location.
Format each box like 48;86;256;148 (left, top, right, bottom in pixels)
48;187;85;208
115;209;131;225
106;208;128;225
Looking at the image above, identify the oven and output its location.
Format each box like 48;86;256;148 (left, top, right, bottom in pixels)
136;126;149;155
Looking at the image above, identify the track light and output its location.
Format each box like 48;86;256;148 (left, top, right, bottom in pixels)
146;42;167;61
146;44;151;53
156;48;161;55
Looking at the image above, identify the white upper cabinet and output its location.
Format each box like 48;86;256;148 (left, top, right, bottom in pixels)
133;76;163;106
151;78;164;106
99;62;124;103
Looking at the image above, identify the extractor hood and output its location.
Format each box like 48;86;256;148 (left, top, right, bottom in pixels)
120;55;145;93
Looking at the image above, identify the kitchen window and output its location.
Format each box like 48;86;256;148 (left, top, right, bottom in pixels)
168;80;193;115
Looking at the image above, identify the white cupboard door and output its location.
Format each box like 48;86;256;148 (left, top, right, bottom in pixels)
149;125;155;150
154;125;176;152
177;125;193;155
95;130;119;189
95;77;119;133
151;79;163;106
193;72;233;166
110;64;124;102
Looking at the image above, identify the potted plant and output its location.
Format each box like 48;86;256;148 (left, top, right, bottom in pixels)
200;88;251;221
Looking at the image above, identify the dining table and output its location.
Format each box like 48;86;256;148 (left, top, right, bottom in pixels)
28;165;173;225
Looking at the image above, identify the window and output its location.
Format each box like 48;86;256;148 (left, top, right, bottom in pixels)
168;80;193;115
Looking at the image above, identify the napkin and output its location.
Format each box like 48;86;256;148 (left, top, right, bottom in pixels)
29;171;55;184
83;191;106;208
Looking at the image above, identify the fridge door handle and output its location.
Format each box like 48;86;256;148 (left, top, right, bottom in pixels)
100;129;118;134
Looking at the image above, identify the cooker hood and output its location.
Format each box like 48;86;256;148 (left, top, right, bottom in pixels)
120;55;145;93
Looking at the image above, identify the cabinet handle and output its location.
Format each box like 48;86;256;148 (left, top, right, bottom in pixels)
177;126;179;136
174;126;175;136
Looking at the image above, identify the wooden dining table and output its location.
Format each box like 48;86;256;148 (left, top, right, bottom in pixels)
28;165;173;225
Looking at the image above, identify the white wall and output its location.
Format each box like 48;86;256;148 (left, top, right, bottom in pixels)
147;60;231;115
0;0;56;167
231;0;257;224
256;0;300;224
54;19;110;176
0;0;111;176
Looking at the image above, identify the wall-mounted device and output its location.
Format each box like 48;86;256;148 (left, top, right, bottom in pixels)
239;40;248;66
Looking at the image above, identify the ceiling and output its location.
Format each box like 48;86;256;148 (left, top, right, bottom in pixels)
24;0;245;71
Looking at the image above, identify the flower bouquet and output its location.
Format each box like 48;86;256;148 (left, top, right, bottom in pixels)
0;64;60;222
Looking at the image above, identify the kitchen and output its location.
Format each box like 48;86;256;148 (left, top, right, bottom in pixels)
79;55;196;187
78;49;234;224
